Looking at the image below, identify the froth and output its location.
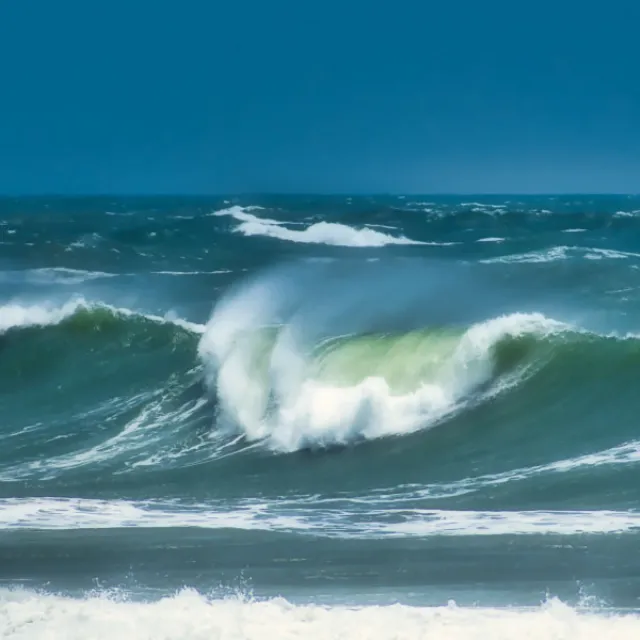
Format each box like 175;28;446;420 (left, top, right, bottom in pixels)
1;497;638;538
1;589;639;640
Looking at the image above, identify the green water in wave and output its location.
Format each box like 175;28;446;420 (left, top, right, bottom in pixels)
310;329;465;393
230;326;483;396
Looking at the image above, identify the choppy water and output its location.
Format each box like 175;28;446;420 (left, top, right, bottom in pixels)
3;195;640;638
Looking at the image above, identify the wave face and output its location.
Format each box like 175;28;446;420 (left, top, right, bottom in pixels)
5;195;640;630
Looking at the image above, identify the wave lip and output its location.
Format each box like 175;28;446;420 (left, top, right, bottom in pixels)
0;299;84;333
211;205;431;247
1;589;639;639
0;298;205;335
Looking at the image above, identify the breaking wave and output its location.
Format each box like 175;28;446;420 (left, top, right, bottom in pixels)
199;309;561;450
212;205;430;247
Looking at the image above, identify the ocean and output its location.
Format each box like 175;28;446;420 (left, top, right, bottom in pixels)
2;195;640;638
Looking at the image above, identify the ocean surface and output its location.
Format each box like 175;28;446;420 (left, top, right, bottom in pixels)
2;195;640;638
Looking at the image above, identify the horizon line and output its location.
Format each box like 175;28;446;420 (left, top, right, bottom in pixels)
0;192;638;198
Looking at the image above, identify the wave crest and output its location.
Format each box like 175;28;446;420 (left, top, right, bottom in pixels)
0;298;204;335
212;205;428;247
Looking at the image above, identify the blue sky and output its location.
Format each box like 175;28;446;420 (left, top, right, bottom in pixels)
1;0;639;193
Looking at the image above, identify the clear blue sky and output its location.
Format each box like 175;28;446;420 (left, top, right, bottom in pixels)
1;0;638;194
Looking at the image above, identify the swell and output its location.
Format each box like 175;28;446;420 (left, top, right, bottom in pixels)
4;300;640;540
0;300;214;481
8;201;640;280
3;294;640;495
0;299;202;395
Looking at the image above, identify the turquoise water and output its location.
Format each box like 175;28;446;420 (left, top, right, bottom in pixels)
2;195;640;637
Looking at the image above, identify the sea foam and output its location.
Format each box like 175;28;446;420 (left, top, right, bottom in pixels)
1;589;638;640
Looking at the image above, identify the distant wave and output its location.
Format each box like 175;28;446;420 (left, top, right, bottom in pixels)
482;246;640;264
0;298;209;481
614;210;640;218
0;268;233;285
150;270;233;276
0;268;119;286
211;205;438;247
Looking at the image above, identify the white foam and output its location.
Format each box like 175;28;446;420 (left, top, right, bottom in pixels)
151;270;232;276
370;509;640;537
34;267;118;284
562;228;587;233
482;246;571;264
483;245;640;264
1;497;638;540
0;299;83;333
0;498;304;532
0;268;118;285
475;237;506;243
1;589;638;640
212;205;429;247
66;232;103;251
460;202;507;210
584;248;640;260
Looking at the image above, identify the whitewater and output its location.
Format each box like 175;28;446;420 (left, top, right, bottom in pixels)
3;195;640;638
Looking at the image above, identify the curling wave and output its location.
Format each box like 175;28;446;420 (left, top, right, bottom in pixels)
198;271;567;451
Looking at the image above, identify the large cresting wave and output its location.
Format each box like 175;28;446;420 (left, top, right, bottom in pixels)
197;263;568;451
